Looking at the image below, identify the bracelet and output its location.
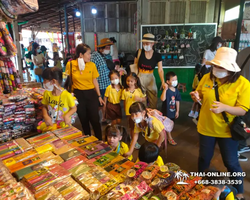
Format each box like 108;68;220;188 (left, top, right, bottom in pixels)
98;96;101;98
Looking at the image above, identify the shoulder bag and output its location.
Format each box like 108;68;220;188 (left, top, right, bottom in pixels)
214;83;250;141
129;49;142;74
64;61;73;93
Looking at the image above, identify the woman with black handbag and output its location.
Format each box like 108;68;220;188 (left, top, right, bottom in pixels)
190;47;250;200
65;44;105;140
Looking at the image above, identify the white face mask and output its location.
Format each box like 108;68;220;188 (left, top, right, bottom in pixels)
111;79;119;85
172;80;178;87
103;50;110;55
133;116;143;124
44;82;54;91
78;57;85;71
213;67;228;79
143;45;152;52
217;43;222;49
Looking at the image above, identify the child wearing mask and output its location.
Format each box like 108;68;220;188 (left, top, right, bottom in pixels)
124;102;165;158
121;73;146;149
42;67;77;127
160;71;181;146
105;124;132;160
104;70;123;125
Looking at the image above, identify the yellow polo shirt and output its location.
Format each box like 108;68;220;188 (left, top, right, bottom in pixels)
104;85;122;104
121;88;146;115
114;142;133;161
196;73;250;138
66;60;99;90
136;156;164;167
134;116;165;142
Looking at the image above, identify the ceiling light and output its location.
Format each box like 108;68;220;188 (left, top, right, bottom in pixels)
76;10;81;17
91;7;97;15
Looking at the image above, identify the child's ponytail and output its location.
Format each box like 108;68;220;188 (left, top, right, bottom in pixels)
104;124;131;144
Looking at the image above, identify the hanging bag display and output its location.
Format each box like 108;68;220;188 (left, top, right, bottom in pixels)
129;49;141;74
214;82;250;141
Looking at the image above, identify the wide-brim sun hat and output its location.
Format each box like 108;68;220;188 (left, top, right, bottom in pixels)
141;33;156;43
206;47;241;72
97;38;113;48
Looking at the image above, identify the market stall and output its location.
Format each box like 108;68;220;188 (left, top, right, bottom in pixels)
0;126;221;200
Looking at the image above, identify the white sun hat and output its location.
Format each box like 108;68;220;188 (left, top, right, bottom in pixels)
141;33;156;43
206;47;241;72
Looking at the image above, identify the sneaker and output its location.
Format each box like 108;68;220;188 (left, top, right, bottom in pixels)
192;118;198;125
193;112;199;119
135;142;141;150
238;145;250;154
188;111;194;117
238;154;248;162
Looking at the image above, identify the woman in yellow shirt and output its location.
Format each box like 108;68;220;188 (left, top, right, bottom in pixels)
124;102;165;158
65;44;105;140
190;47;250;200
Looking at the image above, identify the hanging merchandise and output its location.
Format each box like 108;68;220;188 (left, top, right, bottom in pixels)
0;22;17;56
0;0;39;16
0;58;21;94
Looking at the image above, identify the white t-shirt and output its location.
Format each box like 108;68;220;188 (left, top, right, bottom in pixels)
110;44;118;60
203;49;216;68
32;53;44;67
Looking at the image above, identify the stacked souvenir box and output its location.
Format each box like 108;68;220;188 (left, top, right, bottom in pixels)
0;162;35;200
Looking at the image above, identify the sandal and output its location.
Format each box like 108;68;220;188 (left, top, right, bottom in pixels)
168;139;177;146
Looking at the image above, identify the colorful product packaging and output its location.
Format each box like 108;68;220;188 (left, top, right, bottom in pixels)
59;148;82;161
60;155;88;171
3;149;38;167
52;126;82;141
93;152;118;167
22;164;71;193
68;135;98;147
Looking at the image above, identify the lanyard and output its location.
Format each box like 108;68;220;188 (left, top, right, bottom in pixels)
116;142;121;154
55;89;64;122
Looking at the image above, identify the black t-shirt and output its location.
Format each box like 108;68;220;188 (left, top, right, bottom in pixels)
161;88;181;119
135;49;162;71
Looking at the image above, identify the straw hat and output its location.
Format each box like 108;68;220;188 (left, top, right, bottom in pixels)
141;33;156;43
97;38;113;48
206;47;241;72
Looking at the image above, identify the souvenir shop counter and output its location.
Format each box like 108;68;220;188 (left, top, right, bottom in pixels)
0;126;220;200
0;88;45;142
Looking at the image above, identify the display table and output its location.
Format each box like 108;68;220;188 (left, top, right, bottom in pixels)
0;126;220;200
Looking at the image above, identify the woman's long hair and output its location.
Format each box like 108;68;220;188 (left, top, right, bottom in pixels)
32;42;39;56
208;36;224;52
73;43;91;60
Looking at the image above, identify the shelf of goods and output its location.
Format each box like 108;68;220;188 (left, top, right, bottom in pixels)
0;88;45;142
0;126;220;200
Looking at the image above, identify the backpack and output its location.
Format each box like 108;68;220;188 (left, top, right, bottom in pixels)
197;64;210;81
